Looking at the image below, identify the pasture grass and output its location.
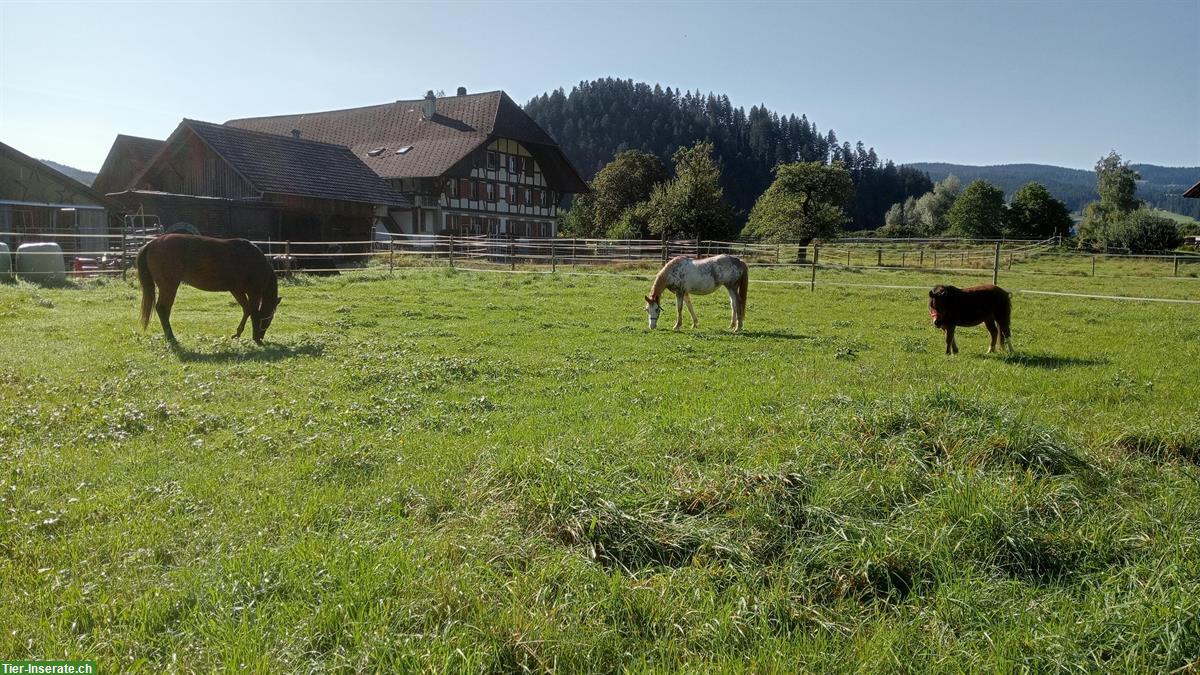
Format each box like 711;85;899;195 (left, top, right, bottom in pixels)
2;267;1199;672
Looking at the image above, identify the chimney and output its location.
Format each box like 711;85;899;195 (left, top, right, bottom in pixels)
456;86;467;96
290;129;301;139
421;90;437;119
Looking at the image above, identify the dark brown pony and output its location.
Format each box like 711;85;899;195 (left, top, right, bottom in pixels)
137;234;281;344
928;284;1012;354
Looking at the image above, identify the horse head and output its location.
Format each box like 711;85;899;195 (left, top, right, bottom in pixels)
928;285;953;328
644;294;662;329
253;296;283;343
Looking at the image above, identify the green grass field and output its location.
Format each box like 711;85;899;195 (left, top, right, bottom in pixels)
2;268;1199;672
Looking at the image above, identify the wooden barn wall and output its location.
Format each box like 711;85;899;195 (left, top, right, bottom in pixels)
141;133;257;200
115;194;277;242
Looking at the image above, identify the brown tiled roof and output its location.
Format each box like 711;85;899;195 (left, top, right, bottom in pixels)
1184;180;1200;199
226;91;588;193
93;134;165;195
166;119;410;207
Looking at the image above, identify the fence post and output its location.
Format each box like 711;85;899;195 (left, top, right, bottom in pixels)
933;252;938;269
695;237;701;257
120;228;128;281
285;240;292;278
847;249;851;268
1174;255;1179;277
1008;252;1013;270
1091;255;1095;277
510;233;516;271
876;248;882;267
551;238;557;273
901;251;906;268
810;244;819;292
449;235;455;268
388;237;395;275
918;250;923;268
661;234;668;262
992;241;1001;285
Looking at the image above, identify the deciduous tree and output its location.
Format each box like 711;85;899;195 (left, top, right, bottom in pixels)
946;180;1006;238
742;161;854;258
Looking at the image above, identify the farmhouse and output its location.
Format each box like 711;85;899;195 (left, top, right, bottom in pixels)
104;119;410;252
1184;180;1200;199
0;140;114;254
226;89;588;237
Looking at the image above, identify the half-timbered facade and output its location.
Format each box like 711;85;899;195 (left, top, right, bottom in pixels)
227;89;588;237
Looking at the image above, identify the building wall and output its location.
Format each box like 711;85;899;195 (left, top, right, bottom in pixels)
1;151;110;253
140;133;257;200
385;138;560;237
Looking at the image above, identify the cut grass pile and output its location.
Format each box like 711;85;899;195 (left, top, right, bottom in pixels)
1;268;1198;672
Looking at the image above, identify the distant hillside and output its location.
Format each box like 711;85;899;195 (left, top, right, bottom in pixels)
907;162;1200;218
38;159;96;186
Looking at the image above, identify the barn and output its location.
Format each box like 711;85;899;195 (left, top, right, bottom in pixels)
104;119;410;258
226;89;589;237
0;140;115;255
92;134;165;197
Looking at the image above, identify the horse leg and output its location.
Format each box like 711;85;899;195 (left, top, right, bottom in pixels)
726;286;738;329
155;280;179;343
1000;317;1014;353
684;294;698;328
247;292;265;344
944;326;956;355
984;319;999;353
673;292;684;330
232;291;251;338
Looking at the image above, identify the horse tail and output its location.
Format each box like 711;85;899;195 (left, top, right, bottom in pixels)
137;244;155;330
737;262;749;321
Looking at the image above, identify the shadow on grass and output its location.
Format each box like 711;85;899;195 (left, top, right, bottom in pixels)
743;330;815;341
1000;352;1108;370
168;340;325;363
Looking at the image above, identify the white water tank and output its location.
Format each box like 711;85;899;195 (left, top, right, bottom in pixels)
16;242;66;283
0;242;10;279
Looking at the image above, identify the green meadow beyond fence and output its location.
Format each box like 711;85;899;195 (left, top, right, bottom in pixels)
3;231;1198;302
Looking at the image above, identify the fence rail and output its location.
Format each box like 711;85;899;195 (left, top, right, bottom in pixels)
1;230;1198;282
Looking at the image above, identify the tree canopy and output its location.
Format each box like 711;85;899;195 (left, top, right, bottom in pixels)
561;150;668;238
742;161;855;248
1078;151;1148;250
946;180;1006;238
525;78;930;230
1005;182;1072;239
645;141;737;240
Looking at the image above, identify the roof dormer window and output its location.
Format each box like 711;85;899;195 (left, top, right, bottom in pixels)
367;147;386;157
395;146;412;155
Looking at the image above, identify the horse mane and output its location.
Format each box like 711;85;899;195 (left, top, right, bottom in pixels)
649;257;682;301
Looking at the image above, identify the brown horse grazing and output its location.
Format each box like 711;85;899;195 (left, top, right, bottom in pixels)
928;284;1012;355
137;234;281;344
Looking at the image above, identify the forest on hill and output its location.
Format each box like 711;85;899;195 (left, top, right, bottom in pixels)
38;159;97;186
909;162;1200;219
524;78;932;231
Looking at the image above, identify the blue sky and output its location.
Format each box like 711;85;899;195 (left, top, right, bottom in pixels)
1;0;1196;173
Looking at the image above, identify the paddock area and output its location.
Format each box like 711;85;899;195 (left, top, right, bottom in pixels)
1;270;1198;672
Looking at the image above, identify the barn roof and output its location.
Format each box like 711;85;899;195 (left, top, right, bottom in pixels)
135;119;410;207
0;140;113;208
225;90;588;193
93;134;165;196
1184;180;1200;199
